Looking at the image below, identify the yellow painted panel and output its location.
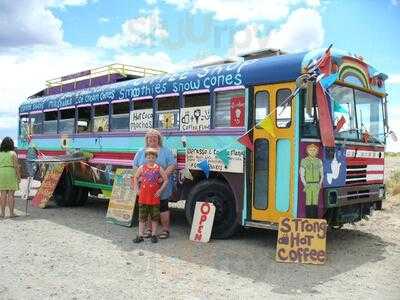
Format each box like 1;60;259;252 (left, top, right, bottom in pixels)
251;82;296;223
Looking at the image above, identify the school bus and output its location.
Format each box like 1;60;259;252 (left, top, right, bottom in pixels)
17;48;389;238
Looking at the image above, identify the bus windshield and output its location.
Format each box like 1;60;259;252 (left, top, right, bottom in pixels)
329;84;385;143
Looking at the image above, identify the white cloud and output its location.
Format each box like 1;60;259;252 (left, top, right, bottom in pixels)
230;8;324;56
145;0;158;4
97;9;168;49
159;0;319;23
113;51;180;73
0;45;108;122
0;0;64;48
98;17;110;23
388;74;400;84
391;0;400;6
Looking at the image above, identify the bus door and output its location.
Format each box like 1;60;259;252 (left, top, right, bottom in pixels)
251;83;296;223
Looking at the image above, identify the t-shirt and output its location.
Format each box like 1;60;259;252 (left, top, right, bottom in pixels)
133;146;176;200
139;164;162;205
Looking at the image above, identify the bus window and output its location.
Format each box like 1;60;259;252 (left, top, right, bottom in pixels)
43;111;58;134
111;101;130;131
215;89;245;128
254;138;269;210
302;92;319;138
59;108;75;134
19;115;29;137
130;99;153;131
255;91;269;126
77;106;91;133
93;104;109;132
276;89;292;128
156;96;179;129
31;113;43;134
181;93;210;131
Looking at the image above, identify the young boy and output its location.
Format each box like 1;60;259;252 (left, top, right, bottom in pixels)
132;148;168;243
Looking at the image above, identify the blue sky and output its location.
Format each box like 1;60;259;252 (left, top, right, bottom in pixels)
0;0;399;150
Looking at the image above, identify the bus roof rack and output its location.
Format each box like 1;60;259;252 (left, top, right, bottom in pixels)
239;48;287;60
192;59;238;69
42;63;167;96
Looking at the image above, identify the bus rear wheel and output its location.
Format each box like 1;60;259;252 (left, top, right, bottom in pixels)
185;179;239;239
53;171;88;207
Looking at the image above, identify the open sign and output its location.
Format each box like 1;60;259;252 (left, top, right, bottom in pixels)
189;202;216;243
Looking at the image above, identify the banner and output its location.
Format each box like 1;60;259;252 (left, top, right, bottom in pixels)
106;168;137;227
189;202;215;243
276;217;327;265
130;109;153;131
186;148;244;173
32;164;65;208
180;105;210;131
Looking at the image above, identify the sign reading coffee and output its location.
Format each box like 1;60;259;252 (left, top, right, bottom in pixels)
276;217;327;265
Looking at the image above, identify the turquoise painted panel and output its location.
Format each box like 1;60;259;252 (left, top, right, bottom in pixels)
29;135;244;153
293;95;300;218
276;139;291;212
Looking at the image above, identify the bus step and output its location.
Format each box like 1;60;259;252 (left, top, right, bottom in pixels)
244;221;278;230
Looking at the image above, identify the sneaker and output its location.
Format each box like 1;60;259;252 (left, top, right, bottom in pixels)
133;236;144;243
151;235;158;243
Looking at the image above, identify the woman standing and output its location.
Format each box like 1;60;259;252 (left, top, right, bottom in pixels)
0;137;21;218
133;129;176;239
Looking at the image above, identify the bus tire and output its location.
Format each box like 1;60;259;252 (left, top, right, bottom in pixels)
185;179;239;239
53;170;82;206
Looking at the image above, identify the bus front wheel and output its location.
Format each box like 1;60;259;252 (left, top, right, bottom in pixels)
185;179;239;239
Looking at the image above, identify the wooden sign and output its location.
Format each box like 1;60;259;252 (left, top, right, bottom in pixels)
31;164;65;208
189;202;215;243
106;168;137;227
276;217;327;265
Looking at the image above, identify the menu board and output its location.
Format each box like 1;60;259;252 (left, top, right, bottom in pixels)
106;168;137;227
276;217;327;265
31;164;65;208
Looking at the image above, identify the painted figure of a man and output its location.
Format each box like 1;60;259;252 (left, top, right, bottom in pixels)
300;144;324;218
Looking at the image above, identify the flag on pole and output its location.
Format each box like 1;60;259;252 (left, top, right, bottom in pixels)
183;167;193;180
197;160;210;178
216;149;230;167
238;133;254;151
259;116;275;137
320;73;338;90
333;100;348;113
335;116;346;132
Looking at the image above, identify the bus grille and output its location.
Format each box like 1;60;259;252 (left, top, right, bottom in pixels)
346;164;367;184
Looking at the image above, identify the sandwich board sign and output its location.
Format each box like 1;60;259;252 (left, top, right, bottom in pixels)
106;168;137;227
31;164;65;208
189;202;215;243
276;217;327;265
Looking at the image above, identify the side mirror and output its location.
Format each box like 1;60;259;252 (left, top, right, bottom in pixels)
390;131;398;142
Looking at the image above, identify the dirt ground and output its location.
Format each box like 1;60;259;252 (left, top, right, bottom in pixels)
1;161;400;299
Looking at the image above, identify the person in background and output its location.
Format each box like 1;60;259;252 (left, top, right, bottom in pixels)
133;129;176;239
0;137;21;218
132;148;168;243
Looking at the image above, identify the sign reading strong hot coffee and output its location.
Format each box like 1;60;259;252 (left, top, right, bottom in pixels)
276;217;327;265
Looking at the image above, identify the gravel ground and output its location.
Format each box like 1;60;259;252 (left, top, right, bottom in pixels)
1;179;400;299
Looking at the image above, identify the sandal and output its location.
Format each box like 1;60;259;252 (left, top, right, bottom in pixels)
143;229;152;238
151;235;158;243
158;230;169;239
133;236;144;243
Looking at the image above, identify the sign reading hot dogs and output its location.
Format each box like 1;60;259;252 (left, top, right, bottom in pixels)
189;202;216;243
276;217;327;265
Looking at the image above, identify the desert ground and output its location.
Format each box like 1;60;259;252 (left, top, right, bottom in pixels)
0;159;399;299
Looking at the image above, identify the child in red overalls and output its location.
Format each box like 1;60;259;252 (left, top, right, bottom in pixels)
132;148;168;243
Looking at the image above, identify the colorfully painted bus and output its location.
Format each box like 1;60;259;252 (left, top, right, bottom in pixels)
17;48;389;238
